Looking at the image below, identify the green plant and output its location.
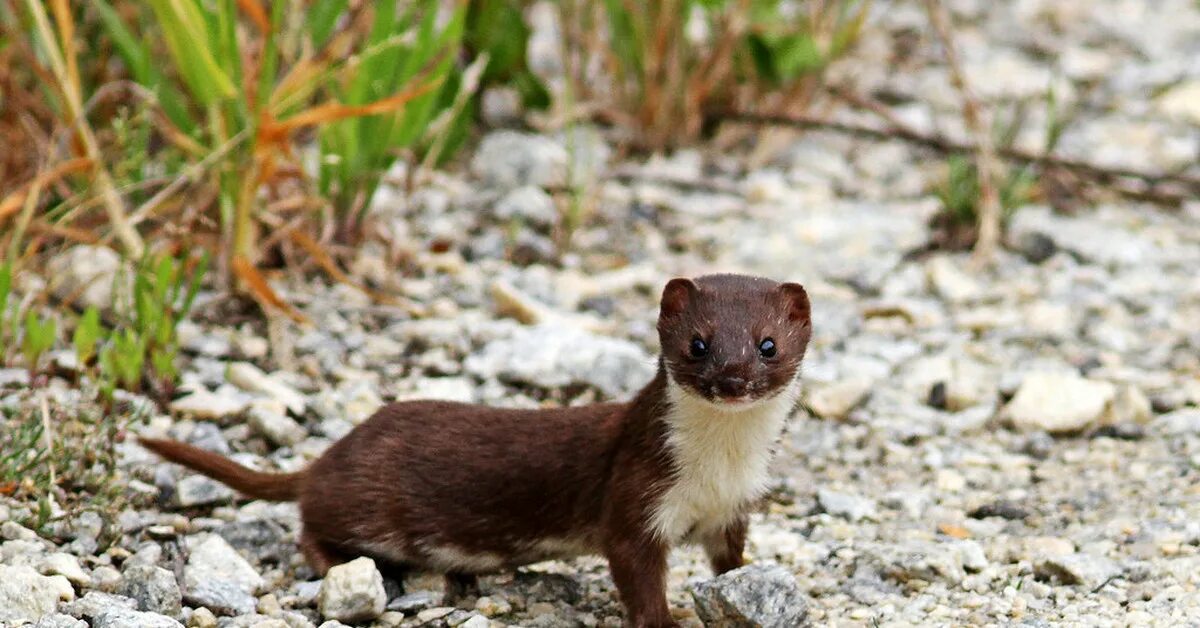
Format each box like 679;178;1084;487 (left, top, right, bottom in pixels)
317;0;469;235
21;311;56;379
71;306;103;370
93;251;207;398
0;391;147;545
570;0;870;149
934;89;1073;235
0;261;11;354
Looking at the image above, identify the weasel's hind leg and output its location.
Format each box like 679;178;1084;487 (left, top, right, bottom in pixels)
299;530;351;576
444;572;481;605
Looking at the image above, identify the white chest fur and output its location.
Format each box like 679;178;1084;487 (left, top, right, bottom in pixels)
648;378;798;543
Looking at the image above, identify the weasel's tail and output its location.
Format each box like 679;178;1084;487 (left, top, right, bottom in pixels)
139;437;303;502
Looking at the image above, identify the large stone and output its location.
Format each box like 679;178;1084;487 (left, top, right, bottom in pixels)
0;565;75;624
470;131;568;189
169;388;250;420
817;488;877;522
92;608;184;628
120;563;183;617
465;323;654;398
247;400;308;446
1157;81;1200;125
1035;553;1122;590
318;557;387;623
689;564;808;628
34;613;87;628
1005;372;1115;433
173;474;235;508
494;185;558;227
46;245;127;311
182;579;257;617
804;378;872;420
227;362;307;415
183;534;263;615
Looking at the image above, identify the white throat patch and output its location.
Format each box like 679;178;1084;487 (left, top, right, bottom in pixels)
648;375;799;543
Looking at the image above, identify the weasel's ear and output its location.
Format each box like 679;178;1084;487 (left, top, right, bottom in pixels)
660;278;697;318
779;282;811;325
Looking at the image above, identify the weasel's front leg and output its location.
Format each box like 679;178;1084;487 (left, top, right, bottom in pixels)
604;535;678;628
702;515;748;575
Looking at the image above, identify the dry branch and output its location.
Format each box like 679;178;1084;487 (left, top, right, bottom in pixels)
716;111;1200;206
922;0;1003;264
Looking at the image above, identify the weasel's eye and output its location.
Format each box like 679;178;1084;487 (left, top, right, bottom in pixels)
689;338;708;358
759;338;777;358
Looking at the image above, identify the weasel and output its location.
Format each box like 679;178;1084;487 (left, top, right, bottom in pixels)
141;274;812;627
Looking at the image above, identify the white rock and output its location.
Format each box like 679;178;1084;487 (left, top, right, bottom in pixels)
227;362;307;415
465;323;654;398
494;185;558;227
1035;553;1122;590
169;388;250;420
318;557;387;623
41;552;91;587
927;256;981;303
817;488;877;522
1103;384;1152;425
92;608;184;628
1005;372;1116;433
46;245;127;311
247;400;307;446
1157;81;1200;125
0;564;75;624
184;534;264;596
805;377;872;420
470;131;568;189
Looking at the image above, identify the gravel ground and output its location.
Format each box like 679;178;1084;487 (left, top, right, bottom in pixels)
3;0;1200;626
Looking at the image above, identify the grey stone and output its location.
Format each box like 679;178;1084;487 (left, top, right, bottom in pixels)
227;362;307;415
1155;409;1200;435
120;563;183;617
92;608;184;628
60;591;138;620
247;400;308;446
34;613;87;628
470;130;568;189
465;323;654;398
174;474;235;507
182;579;257;616
387;590;440;613
494;185;558;227
47;245;127;311
0;564;74;624
317;557;386;623
690;563;809;628
182;534;263;615
817;488;877;522
1036;553;1122;590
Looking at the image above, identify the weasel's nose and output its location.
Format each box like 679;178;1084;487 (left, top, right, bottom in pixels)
715;376;747;398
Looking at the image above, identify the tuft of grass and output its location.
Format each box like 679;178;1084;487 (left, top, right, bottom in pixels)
20;310;56;381
0;391;147;547
317;0;470;237
931;88;1075;248
565;0;870;150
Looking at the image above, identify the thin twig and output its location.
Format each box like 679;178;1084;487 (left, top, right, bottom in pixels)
27;0;144;257
39;393;55;488
923;0;1003;265
716;112;1200;205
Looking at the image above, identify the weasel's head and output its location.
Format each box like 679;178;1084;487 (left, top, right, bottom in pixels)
657;274;812;409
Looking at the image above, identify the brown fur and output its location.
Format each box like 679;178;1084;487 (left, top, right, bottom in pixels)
142;274;811;628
